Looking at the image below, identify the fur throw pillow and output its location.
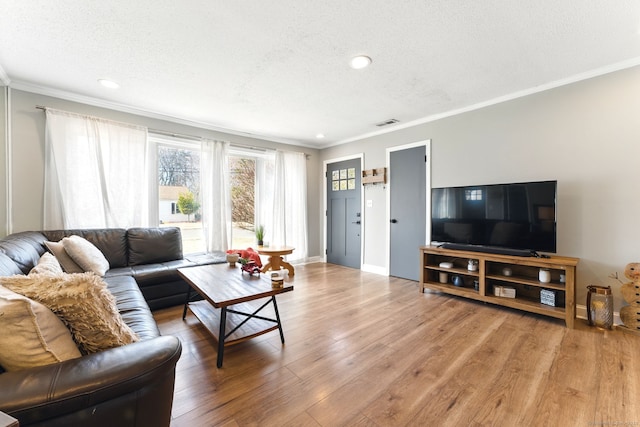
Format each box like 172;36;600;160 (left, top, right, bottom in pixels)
0;273;139;354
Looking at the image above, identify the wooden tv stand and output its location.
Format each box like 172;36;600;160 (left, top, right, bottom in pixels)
420;246;579;328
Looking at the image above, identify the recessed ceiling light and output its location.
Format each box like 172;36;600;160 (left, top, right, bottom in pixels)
316;133;325;139
98;79;119;89
350;55;372;69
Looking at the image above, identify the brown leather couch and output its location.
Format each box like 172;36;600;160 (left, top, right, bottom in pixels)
0;227;222;426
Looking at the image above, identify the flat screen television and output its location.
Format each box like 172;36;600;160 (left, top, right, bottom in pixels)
431;180;557;256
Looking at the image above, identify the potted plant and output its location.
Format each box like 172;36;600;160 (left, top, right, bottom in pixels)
255;225;265;246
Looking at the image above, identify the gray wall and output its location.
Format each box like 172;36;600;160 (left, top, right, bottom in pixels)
2;89;321;258
4;65;640;310
319;65;640;309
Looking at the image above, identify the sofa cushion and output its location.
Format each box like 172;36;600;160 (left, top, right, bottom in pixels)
128;227;183;265
62;235;110;276
185;251;228;265
0;273;139;354
105;275;160;340
0;285;81;371
42;229;129;268
103;266;134;278
44;240;84;273
29;252;64;275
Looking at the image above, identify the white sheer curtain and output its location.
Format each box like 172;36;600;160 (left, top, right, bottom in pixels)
44;108;149;229
200;139;231;252
270;150;308;261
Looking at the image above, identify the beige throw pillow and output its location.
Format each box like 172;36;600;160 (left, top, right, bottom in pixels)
29;252;64;275
44;240;84;273
0;285;81;371
0;273;139;354
62;235;110;276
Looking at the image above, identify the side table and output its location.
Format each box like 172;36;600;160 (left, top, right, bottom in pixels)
257;246;295;276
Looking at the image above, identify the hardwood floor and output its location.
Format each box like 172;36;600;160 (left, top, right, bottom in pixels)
154;262;640;426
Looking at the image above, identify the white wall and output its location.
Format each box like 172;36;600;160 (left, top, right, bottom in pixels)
319;65;640;310
2;89;322;258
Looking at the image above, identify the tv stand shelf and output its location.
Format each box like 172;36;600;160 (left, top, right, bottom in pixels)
420;246;579;328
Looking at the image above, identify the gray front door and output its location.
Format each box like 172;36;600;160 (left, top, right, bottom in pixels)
326;159;361;269
389;145;427;280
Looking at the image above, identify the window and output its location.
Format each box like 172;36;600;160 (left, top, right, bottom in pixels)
465;189;483;201
229;156;256;248
150;135;307;257
228;148;275;249
155;139;204;253
150;136;273;253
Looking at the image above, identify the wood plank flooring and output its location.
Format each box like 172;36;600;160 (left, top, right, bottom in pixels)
154;262;640;426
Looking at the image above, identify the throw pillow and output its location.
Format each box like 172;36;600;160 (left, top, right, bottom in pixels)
0;273;139;354
44;240;84;273
0;285;81;371
29;252;64;275
62;235;110;276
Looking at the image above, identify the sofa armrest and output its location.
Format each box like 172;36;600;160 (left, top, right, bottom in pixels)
0;336;181;426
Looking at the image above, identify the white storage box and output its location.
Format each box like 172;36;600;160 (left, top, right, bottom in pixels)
493;285;516;298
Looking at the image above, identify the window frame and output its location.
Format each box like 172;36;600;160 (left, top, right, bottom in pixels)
148;135;201;225
148;134;275;251
227;146;274;248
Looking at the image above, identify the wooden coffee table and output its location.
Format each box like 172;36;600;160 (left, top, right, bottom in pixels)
178;264;294;368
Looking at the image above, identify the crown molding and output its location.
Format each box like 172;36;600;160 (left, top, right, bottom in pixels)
8;55;640;150
0;63;10;86
8;80;322;149
333;56;640;147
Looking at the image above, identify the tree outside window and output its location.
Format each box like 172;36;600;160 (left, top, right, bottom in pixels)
229;156;256;248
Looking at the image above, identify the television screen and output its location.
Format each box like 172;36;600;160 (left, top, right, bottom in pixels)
431;180;557;254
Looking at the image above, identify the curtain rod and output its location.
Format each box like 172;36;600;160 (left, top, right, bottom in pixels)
150;129;269;152
36;105;269;153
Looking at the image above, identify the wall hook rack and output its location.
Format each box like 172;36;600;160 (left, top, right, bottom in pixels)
362;168;386;185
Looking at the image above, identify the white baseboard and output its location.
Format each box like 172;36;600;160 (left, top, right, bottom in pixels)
290;256;323;265
361;264;387;276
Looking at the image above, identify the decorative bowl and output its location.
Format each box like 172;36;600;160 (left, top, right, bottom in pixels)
226;253;240;267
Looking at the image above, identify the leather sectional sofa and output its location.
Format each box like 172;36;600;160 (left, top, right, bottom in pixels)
0;227;224;426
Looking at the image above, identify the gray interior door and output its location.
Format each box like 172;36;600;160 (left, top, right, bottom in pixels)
389;145;426;280
326;159;361;269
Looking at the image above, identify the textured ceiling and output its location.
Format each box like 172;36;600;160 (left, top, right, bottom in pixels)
1;1;640;147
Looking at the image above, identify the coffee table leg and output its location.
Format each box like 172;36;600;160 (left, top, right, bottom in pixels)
217;307;227;368
182;287;192;320
271;296;285;344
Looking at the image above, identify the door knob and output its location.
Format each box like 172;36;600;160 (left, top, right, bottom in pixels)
352;220;361;224
390;219;398;223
